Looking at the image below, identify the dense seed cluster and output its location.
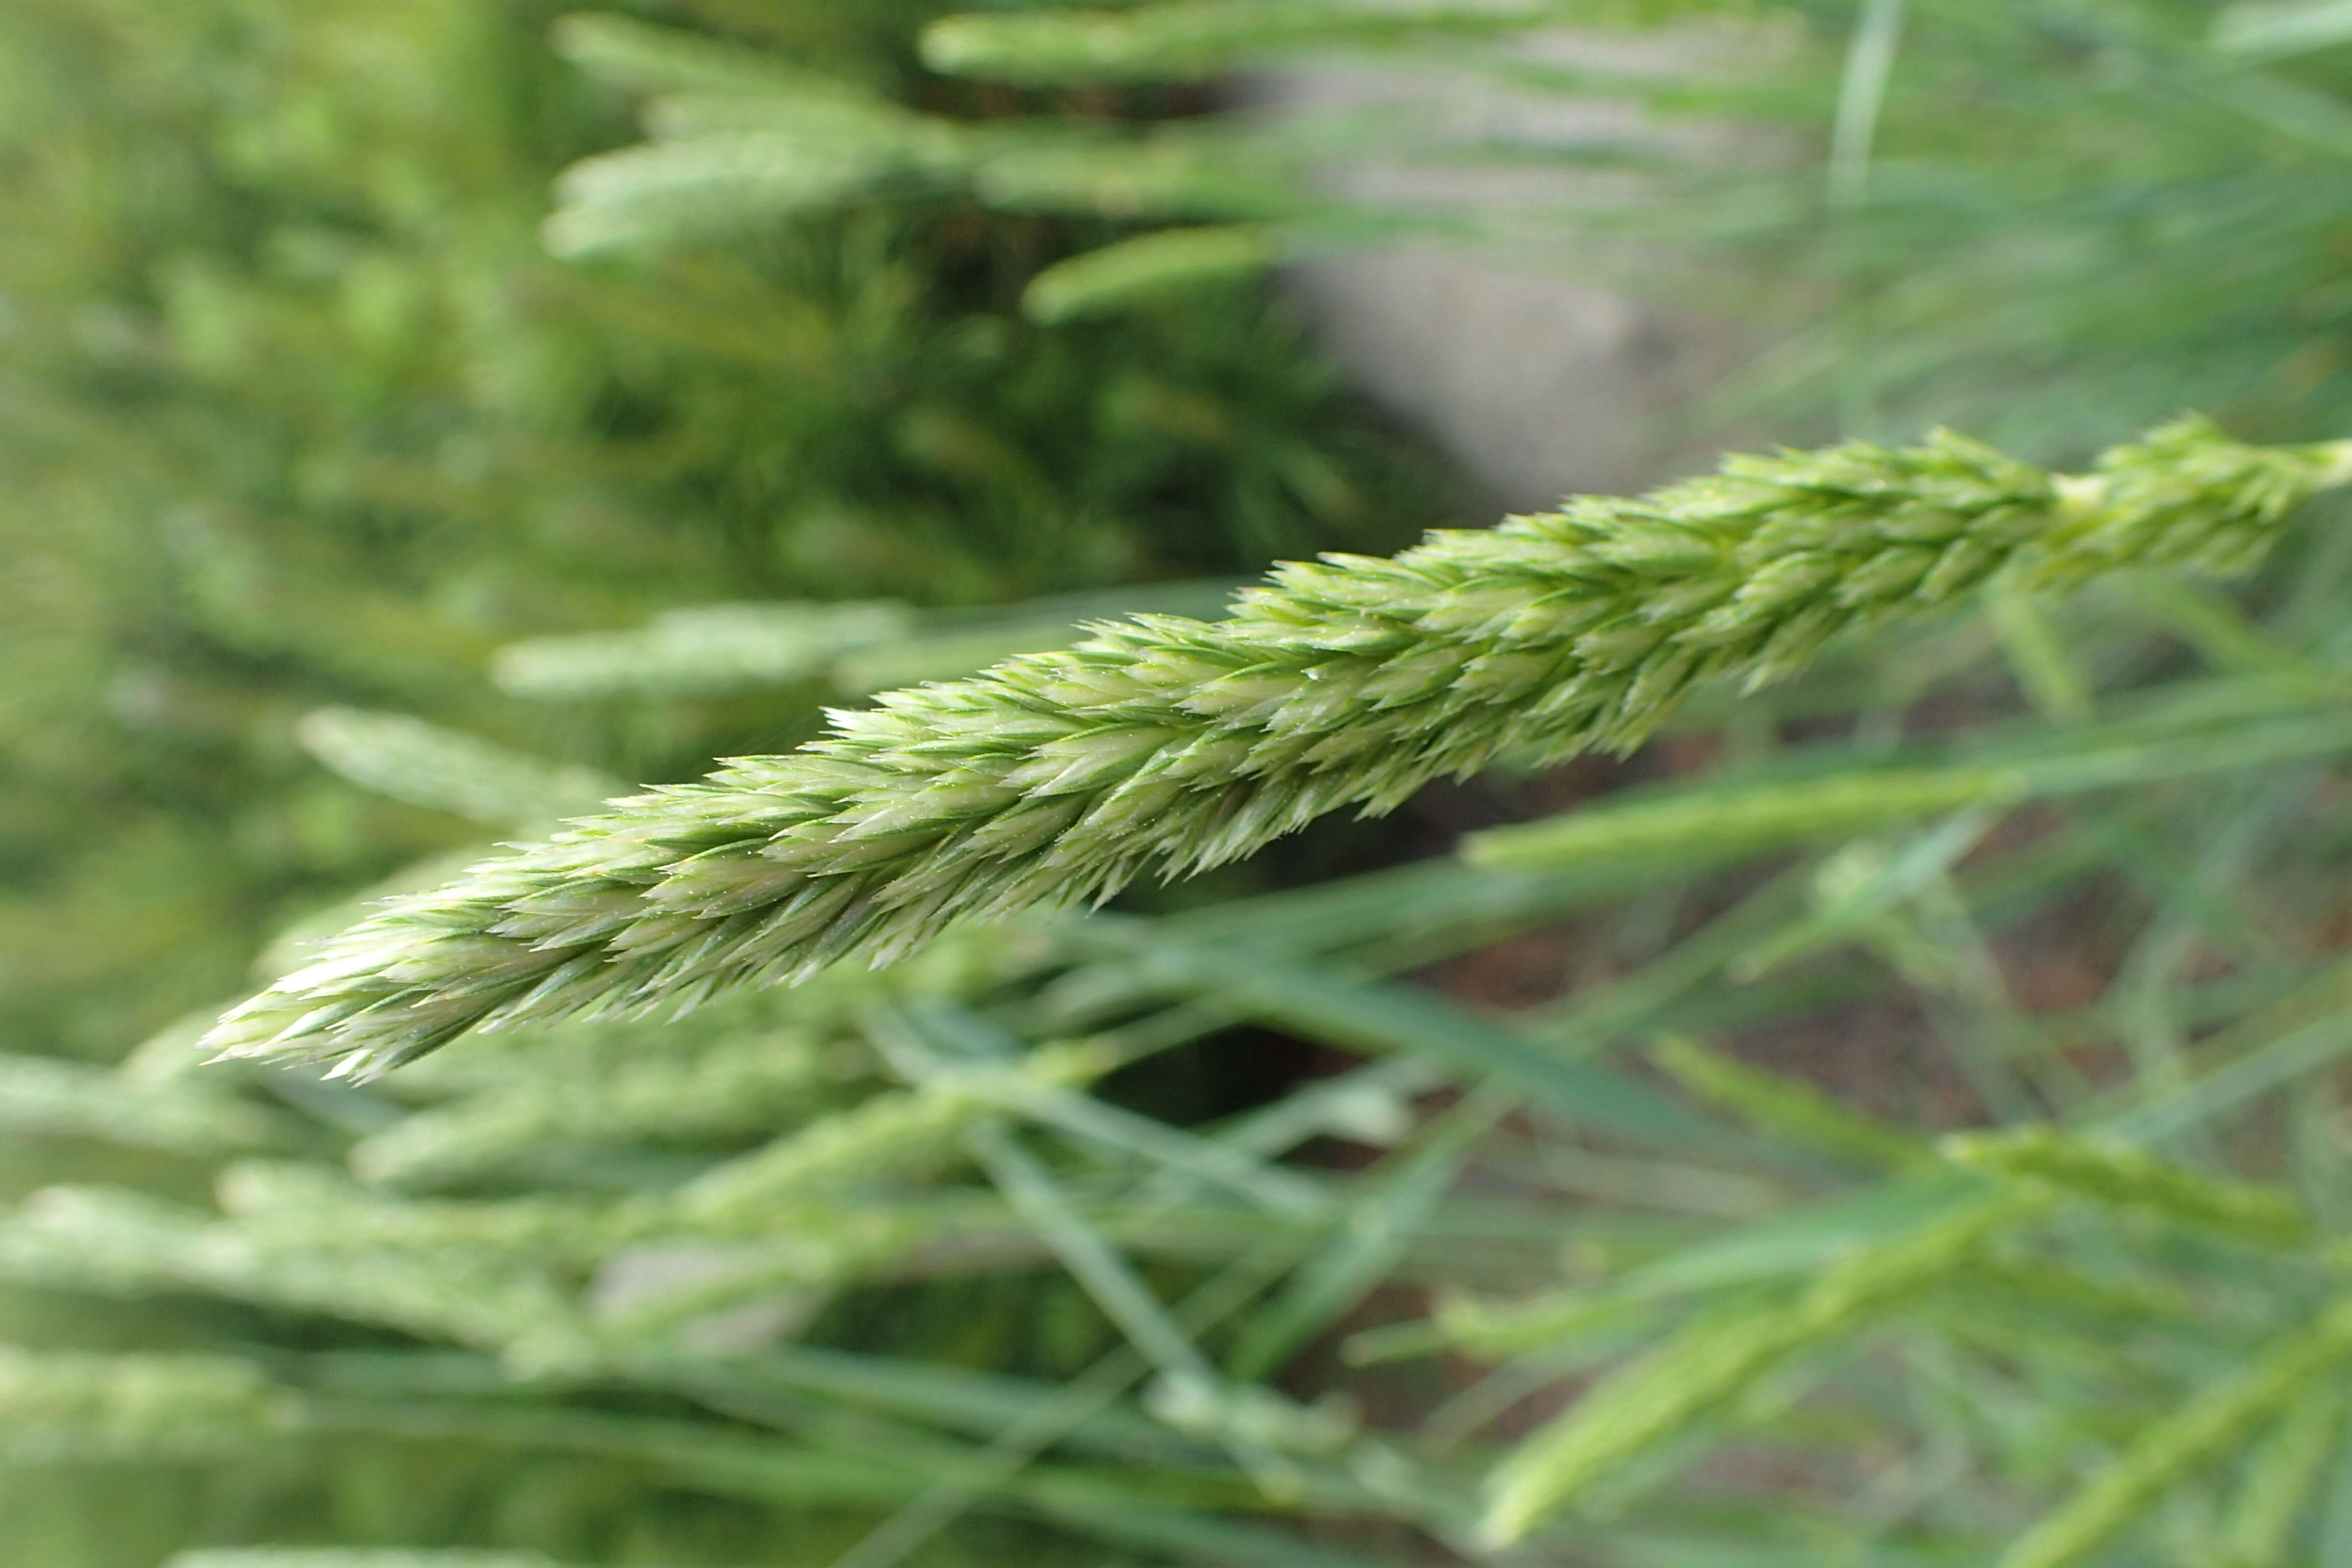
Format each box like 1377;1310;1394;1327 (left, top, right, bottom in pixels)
203;419;2352;1077
1942;1126;2312;1246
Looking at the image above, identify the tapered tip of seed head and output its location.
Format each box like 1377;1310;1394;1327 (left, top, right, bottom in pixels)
194;999;297;1064
195;979;421;1080
1475;1503;1535;1552
198;1015;350;1075
2316;439;2352;489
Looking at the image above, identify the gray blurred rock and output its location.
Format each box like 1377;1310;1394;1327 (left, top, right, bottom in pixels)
1285;246;1746;508
589;1241;824;1354
1256;26;1770;507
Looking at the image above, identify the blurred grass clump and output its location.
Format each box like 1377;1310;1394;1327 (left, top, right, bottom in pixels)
24;4;2352;1568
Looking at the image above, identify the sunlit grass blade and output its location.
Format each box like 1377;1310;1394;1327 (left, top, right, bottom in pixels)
1999;1296;2352;1568
1652;1036;1928;1171
1480;1190;2045;1546
2222;1389;2344;1568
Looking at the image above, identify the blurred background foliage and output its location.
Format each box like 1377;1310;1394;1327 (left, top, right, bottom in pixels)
0;0;1450;1062
20;3;2352;1568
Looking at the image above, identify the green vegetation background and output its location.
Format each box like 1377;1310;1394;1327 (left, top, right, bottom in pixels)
0;0;1446;1065
17;4;2352;1568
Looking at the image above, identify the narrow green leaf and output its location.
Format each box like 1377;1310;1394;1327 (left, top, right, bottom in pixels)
2000;1297;2352;1568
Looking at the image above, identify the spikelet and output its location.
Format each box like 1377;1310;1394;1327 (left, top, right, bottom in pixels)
2222;1390;2344;1568
1022;226;1277;324
213;1163;649;1265
541;25;966;262
0;1185;596;1360
0;1345;290;1461
349;1028;833;1188
0;1050;300;1156
675;1042;1115;1230
490;602;915;701
375;919;1042;1099
2000;1297;2352;1568
546;127;962;256
546;13;1301;251
296;709;620;826
1145;1372;1358;1456
1651;1036;1930;1170
203;420;2352;1078
1480;1191;2046;1545
1951;1258;2194;1327
551;11;860;99
1423;1283;1645;1361
1941;1125;2312;1247
921;1;1586;84
1481;1299;1821;1544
